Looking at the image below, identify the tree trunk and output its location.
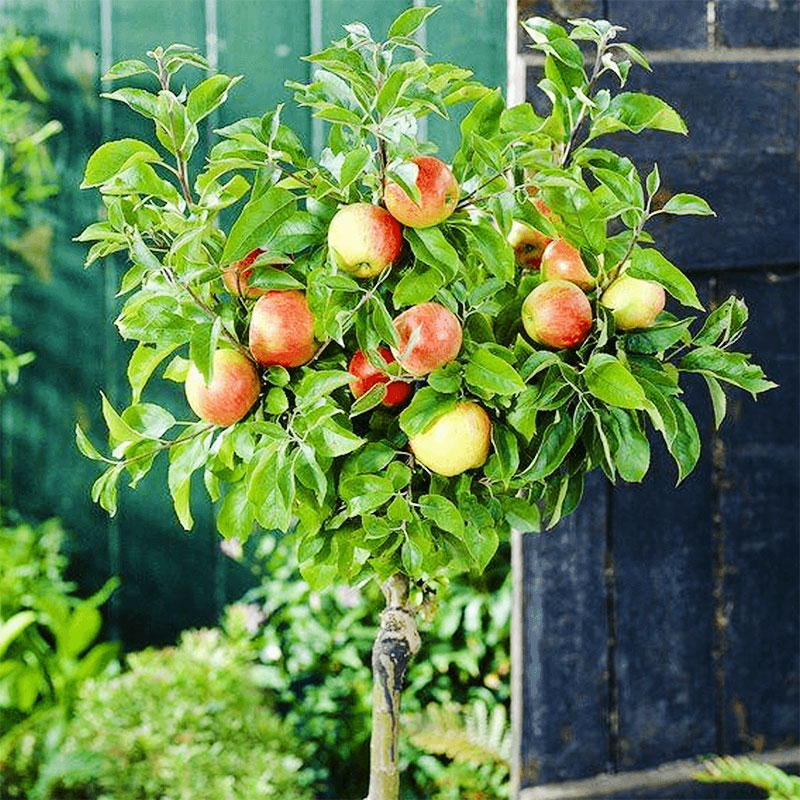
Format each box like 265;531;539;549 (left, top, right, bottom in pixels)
365;574;421;800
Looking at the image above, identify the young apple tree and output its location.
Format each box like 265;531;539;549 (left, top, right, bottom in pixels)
76;9;774;798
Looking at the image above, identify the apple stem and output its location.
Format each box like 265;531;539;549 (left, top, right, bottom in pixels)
365;573;420;800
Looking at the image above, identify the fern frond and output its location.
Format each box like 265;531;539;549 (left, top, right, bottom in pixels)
694;755;800;800
406;700;511;767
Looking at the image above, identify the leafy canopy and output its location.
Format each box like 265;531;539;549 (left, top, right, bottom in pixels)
77;12;773;593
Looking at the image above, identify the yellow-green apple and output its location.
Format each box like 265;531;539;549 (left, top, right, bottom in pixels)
391;302;462;376
222;248;266;297
185;349;260;426
348;347;412;408
409;401;492;476
248;290;316;367
601;274;665;330
383;156;459;228
508;222;552;271
540;239;596;291
327;203;403;278
522;279;592;349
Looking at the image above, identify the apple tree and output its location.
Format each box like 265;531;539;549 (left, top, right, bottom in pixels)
76;9;774;798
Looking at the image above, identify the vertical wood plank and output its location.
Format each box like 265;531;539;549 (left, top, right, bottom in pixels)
716;270;800;754
107;0;220;648
610;350;718;769
516;470;611;788
0;0;113;597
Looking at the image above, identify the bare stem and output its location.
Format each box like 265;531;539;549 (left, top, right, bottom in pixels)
365;574;421;800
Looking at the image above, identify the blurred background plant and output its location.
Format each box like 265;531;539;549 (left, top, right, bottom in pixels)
0;27;61;391
694;755;800;800
0;515;118;798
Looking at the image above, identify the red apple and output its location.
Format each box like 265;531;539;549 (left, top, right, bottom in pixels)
327;203;403;278
508;221;552;271
185;349;260;426
348;347;412;408
248;290;316;367
522;280;592;350
391;302;463;376
601;274;666;330
540;239;596;290
409;401;492;476
222;248;266;297
383;156;459;228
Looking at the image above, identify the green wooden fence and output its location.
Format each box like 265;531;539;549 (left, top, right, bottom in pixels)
0;0;507;648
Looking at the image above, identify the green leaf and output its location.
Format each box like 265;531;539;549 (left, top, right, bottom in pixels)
187;74;242;123
189;318;222;386
419;494;465;537
628;247;703;310
296;370;353;402
399;388;458;437
666;396;701;483
101;392;143;447
0;612;36;660
503;496;540;533
465;524;499;571
91;464;124;516
339;146;370;188
605;407;650;482
659;193;715;217
340;475;395;516
386;161;421;205
521;408;580;481
295;442;328;503
163;355;190;382
703;374;727;430
82;139;162;188
583;354;647;409
393;266;445;306
427;362;462;394
588;92;687;140
100;87;162;121
59;604;102;658
694;296;748;346
680;346;777;396
221;186;297;264
122;404;176;438
102;59;153;81
127;342;178;403
217;483;255;540
308;418;365;458
350;383;387;416
487;425;520;487
388;4;439;38
646;163;660;197
75;424;104;461
168;428;213;530
405;227;462;280
465;349;526;396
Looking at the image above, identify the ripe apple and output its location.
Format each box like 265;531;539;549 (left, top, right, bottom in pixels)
508;221;552;271
391;302;463;376
383;156;459;228
185;349;261;426
327;203;403;278
222;248;266;297
540;239;596;290
522;279;592;350
248;290;317;367
409;401;492;477
348;347;412;408
601;274;666;330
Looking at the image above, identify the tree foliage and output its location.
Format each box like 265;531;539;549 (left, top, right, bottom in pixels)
77;12;774;592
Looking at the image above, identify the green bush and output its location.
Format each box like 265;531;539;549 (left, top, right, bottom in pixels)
0;516;118;798
31;606;315;800
241;534;511;799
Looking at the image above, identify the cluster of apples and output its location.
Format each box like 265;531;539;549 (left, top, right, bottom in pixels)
185;159;666;479
509;209;666;350
185;156;490;477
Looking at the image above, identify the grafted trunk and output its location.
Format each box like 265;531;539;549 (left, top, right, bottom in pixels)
366;574;421;800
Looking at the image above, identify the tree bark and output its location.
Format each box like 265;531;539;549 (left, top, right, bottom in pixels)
365;574;421;800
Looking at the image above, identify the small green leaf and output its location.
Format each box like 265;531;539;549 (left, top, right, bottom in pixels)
583;354;647;409
82;139;162;188
465;349;526;396
217;483;254;540
100;87;162;121
465;524;499;571
419;494;464;537
102;59;153;81
659;193;715;217
628;247;703;310
503;496;540;533
189;318;222;386
399;388;458;437
388;4;439;38
703;374;727;430
127;342;178;403
666;396;701;483
680;346;777;397
340;475;395;516
168;428;213;530
75;424;104;461
187;74;242;123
